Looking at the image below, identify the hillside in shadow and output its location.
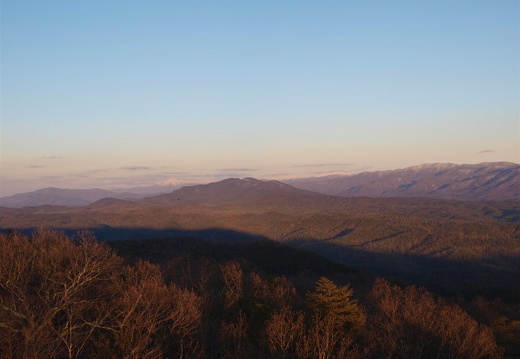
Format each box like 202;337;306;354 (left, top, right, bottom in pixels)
3;224;518;304
1;178;519;307
3;230;514;358
104;227;520;302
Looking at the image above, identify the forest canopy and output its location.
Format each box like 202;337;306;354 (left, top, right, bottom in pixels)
0;230;510;358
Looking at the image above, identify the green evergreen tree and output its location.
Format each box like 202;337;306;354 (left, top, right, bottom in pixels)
307;277;365;331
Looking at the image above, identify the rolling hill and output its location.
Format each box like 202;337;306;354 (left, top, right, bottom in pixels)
2;176;519;357
0;187;141;208
1;177;519;301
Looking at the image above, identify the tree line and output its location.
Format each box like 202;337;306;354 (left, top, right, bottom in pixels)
0;230;505;358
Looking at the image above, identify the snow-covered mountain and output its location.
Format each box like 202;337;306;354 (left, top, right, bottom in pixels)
284;162;520;201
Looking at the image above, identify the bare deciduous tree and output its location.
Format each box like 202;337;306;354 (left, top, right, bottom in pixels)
297;313;352;359
167;284;203;359
266;306;304;358
220;261;243;309
367;278;502;359
110;260;172;359
0;230;121;359
220;310;249;358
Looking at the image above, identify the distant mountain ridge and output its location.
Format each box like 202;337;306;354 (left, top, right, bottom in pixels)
1;162;518;207
141;177;321;207
0;188;141;208
1;174;519;302
284;162;520;201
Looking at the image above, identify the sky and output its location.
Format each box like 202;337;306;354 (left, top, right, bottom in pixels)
1;1;519;196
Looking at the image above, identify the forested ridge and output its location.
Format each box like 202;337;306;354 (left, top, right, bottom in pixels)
2;193;519;305
1;230;518;358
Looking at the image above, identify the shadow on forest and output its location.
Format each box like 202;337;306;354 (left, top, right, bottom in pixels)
2;225;519;303
286;238;520;303
1;225;266;242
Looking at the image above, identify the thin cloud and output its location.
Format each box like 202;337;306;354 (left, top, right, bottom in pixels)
118;166;151;171
163;171;191;175
89;169;111;173
69;169;110;177
293;163;353;168
213;172;241;179
478;149;494;154
217;168;259;172
312;170;353;175
28;165;45;168
70;173;91;178
267;173;291;178
42;156;64;159
37;175;61;180
311;166;373;175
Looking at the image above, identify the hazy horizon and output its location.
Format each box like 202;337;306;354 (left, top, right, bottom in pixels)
1;1;519;197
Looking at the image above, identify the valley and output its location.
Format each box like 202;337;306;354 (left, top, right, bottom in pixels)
1;176;519;302
2;164;520;357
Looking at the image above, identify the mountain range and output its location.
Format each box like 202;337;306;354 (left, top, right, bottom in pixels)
1;169;519;300
284;162;520;201
0;187;142;208
2;161;519;354
1;162;518;208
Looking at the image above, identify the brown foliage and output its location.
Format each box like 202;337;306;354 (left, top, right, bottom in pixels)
367;278;502;359
0;230;122;359
0;231;505;358
219;310;249;358
108;261;172;359
265;306;304;358
220;261;244;309
296;312;360;359
106;261;203;359
249;272;299;309
0;231;204;359
167;285;204;358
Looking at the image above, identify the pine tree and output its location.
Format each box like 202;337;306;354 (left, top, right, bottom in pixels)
307;277;365;331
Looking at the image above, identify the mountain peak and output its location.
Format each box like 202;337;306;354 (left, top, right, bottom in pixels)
141;177;319;206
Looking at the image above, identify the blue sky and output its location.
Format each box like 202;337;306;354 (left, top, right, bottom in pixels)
1;1;519;196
